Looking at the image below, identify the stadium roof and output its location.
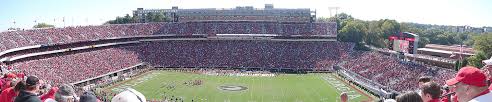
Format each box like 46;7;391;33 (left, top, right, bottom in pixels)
424;44;474;53
417;48;474;56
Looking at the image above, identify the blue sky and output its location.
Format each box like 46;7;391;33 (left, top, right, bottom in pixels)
0;0;491;31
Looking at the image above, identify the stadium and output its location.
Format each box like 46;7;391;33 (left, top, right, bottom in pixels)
0;4;460;102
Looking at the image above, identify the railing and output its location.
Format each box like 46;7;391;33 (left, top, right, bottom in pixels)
334;65;399;99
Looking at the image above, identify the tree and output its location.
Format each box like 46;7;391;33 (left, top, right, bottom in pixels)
145;12;155;22
338;19;368;50
316;17;331;22
467;51;488;68
105;14;138;24
380;19;400;39
153;13;169;22
123;14;132;23
473;33;492;56
464;32;479;46
33;23;55;28
329;13;354;31
365;21;385;47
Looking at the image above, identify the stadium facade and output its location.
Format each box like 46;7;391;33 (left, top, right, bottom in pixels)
133;4;316;23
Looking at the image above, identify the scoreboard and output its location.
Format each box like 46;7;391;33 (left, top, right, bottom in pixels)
388;32;419;54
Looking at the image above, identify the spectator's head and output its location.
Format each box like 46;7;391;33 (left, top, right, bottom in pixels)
55;84;78;102
39;83;52;95
482;57;492;77
14;80;26;94
24;76;40;92
396;91;423;102
9;79;19;87
446;66;488;102
80;91;98;102
6;73;17;80
340;92;348;102
418;76;431;88
111;88;146;102
420;82;441;102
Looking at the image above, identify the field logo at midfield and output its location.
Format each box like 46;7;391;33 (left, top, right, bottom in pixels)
218;85;248;91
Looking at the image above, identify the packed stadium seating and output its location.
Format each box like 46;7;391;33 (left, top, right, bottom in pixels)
0;20;459;96
11;46;143;84
342;51;456;92
0;23;161;52
0;22;336;53
8;40;353;84
133;40;351;69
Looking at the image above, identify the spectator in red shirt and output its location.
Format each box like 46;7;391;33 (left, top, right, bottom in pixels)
40;86;58;101
1;74;17;92
0;80;21;102
16;71;25;80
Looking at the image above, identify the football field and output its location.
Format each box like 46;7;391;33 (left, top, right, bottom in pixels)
106;70;372;102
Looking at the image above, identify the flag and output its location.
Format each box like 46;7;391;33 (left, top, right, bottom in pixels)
459;45;463;60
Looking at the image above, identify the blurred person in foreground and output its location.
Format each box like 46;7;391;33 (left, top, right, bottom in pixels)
39;83;58;102
481;57;492;90
446;66;492;102
417;76;432;96
0;79;21;102
419;82;441;102
111;88;146;102
2;73;17;91
14;76;42;102
79;91;100;102
55;84;78;102
396;91;423;102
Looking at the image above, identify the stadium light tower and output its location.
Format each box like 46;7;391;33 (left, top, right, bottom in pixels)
328;7;340;17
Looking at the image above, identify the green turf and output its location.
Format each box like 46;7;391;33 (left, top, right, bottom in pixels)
107;70;370;102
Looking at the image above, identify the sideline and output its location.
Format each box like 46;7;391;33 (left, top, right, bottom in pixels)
330;73;375;102
102;70;154;92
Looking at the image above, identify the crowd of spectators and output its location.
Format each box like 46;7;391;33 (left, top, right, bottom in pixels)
342;51;456;92
2;19;475;101
0;21;336;53
155;21;336;35
5;40;352;85
0;23;161;52
0;38;469;102
10;46;143;85
130;40;351;70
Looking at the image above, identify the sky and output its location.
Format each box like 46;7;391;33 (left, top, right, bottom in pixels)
0;0;491;31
